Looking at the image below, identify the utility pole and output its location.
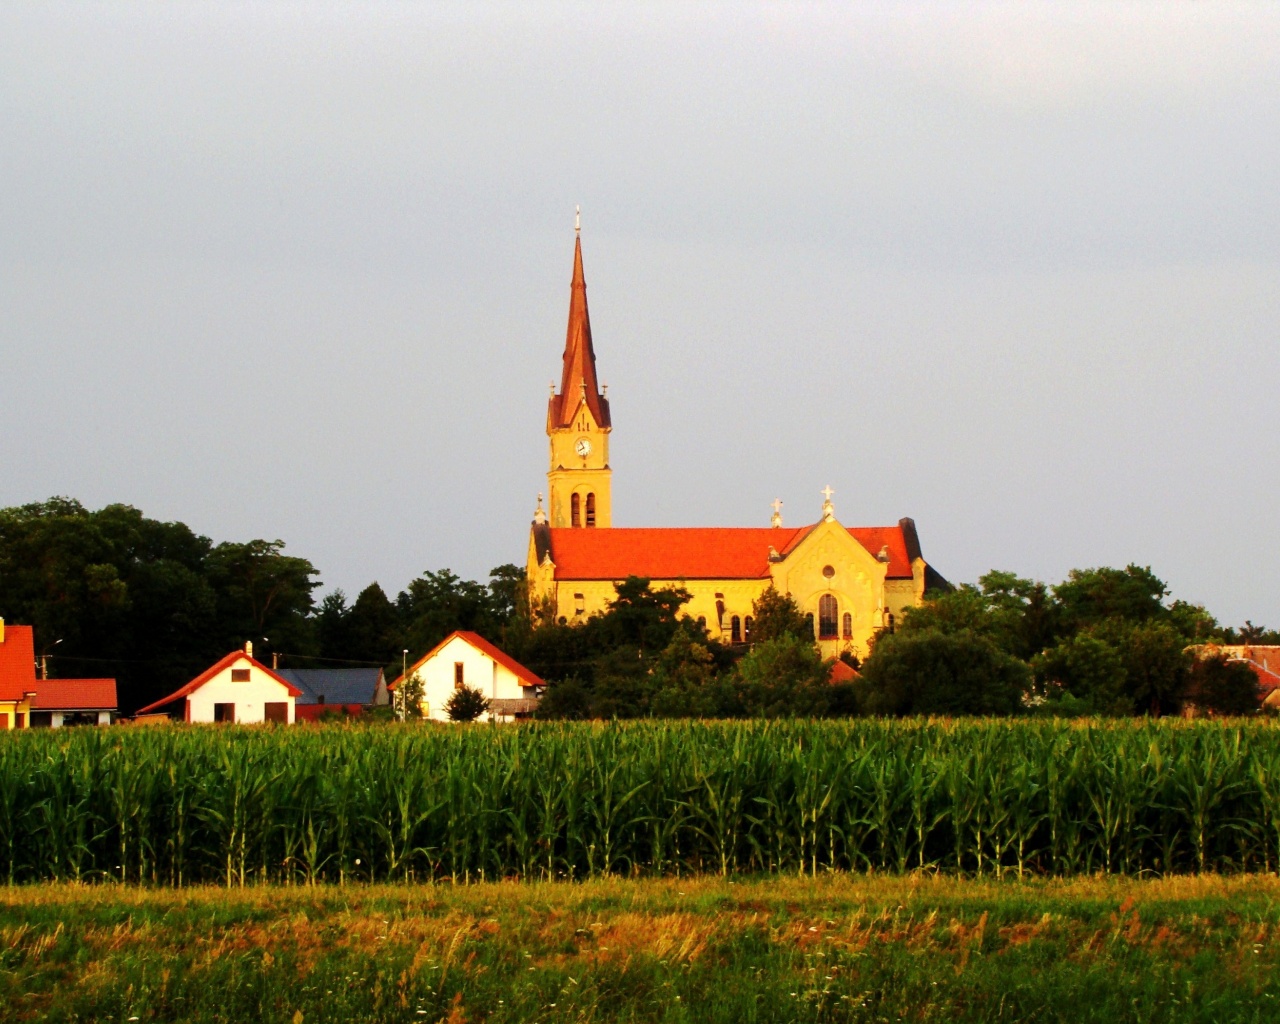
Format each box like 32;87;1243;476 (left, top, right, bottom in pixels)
40;638;62;680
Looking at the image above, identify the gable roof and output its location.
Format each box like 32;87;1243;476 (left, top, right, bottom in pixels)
30;678;117;711
276;667;383;706
134;650;303;715
0;624;38;702
542;524;915;581
391;631;546;691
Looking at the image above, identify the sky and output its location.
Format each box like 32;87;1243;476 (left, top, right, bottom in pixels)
2;2;1278;627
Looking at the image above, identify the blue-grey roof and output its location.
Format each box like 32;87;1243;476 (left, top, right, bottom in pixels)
277;668;383;706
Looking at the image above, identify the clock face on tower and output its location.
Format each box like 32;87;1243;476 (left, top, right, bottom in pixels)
575;437;593;458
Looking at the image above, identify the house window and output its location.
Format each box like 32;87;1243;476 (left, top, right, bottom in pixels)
585;493;596;527
842;612;853;639
818;595;839;639
231;668;250;682
574;593;585;614
744;616;754;642
454;662;465;690
571;493;581;527
264;702;288;724
731;615;742;643
213;703;235;723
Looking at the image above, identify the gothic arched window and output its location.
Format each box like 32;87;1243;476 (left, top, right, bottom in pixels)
818;594;839;639
731;615;742;643
842;612;852;639
805;612;814;638
571;493;580;527
744;615;754;642
585;492;596;527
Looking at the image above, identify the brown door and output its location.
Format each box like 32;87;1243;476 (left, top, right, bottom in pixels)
213;703;235;723
14;713;25;729
264;702;288;724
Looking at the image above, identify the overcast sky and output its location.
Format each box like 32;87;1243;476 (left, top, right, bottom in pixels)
2;2;1277;626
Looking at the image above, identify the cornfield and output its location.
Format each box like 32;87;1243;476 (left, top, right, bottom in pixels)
1;719;1279;885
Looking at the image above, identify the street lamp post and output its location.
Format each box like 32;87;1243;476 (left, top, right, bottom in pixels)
399;649;409;721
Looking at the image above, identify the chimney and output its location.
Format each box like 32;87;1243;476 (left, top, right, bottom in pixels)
245;640;253;658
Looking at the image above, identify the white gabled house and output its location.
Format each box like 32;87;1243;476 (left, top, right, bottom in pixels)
134;643;302;724
391;631;543;722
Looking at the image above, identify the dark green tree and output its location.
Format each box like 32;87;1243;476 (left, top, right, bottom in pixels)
858;628;1030;716
445;685;490;722
747;586;812;643
731;634;831;718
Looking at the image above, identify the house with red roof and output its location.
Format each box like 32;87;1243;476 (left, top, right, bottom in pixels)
524;218;949;661
0;620;38;730
390;631;543;722
135;642;302;724
30;678;117;727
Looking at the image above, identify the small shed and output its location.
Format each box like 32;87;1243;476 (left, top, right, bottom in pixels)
135;645;302;724
390;631;543;722
29;679;117;727
276;667;388;721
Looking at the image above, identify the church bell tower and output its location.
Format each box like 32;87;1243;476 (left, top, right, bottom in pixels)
546;212;612;528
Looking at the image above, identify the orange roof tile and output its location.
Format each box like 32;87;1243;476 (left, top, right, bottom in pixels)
30;678;117;711
390;630;545;691
134;650;303;716
0;624;38;702
544;525;915;581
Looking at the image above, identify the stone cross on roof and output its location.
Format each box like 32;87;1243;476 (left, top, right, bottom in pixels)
821;485;835;522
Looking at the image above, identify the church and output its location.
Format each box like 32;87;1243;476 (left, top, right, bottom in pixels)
526;220;949;660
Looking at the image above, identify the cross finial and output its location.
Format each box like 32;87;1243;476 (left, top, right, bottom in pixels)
771;498;783;515
533;493;547;526
580;377;587;398
821;485;836;522
770;498;783;529
575;205;581;234
549;380;556;397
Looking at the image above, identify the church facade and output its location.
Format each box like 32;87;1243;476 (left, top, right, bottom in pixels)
526;223;948;660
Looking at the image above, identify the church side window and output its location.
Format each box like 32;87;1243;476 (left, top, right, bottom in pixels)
842;612;852;639
586;493;596;527
805;612;814;638
818;594;838;640
571;493;580;527
743;616;754;642
731;615;742;643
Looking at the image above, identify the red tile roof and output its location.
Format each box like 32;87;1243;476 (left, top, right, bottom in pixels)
391;631;546;691
134;650;303;716
30;678;117;711
0;624;38;702
543;525;915;581
829;660;861;685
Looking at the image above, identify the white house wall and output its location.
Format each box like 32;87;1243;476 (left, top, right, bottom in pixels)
414;636;531;722
186;659;295;724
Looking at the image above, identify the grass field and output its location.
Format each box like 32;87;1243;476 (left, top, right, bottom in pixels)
5;874;1280;1023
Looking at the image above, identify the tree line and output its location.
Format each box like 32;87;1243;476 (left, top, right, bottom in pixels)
1;498;1274;717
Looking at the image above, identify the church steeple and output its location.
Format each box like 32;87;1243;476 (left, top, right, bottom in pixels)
548;216;611;431
544;211;613;529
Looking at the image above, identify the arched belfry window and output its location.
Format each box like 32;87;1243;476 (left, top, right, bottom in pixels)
818;594;839;640
571;493;581;527
585;493;596;527
842;612;853;639
731;615;742;643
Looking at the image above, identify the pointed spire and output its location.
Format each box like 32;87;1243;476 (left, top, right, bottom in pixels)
549;215;610;430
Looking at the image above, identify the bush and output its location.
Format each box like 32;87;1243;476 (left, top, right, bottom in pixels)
445;685;490;722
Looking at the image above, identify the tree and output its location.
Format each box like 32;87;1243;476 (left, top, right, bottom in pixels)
205;539;320;653
732;634;831;718
445;685;490;722
1184;653;1260;717
1053;565;1168;631
1032;634;1130;715
857;628;1030;716
397;671;425;720
1095;619;1190;716
747;586;811;643
650;626;740;718
594;576;693;653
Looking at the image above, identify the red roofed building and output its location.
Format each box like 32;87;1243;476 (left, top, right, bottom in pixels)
390;631;543;722
29;678;117;727
526;219;949;660
0;620;38;729
135;643;302;724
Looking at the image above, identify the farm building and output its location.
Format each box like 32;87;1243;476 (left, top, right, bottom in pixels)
135;644;302;724
390;631;543;722
276;667;388;721
0;620;36;730
29;678;117;727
